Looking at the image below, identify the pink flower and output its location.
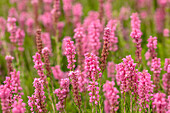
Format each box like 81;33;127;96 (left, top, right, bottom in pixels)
52;65;68;80
116;55;138;94
88;20;101;55
68;71;81;107
151;57;162;91
33;53;47;83
62;36;71;55
103;81;119;113
57;22;65;37
163;58;170;94
138;70;154;111
64;38;76;70
63;0;72;22
155;8;165;33
12;98;26;113
167;96;170;113
107;62;115;80
88;81;100;105
8;8;18;18
107;19;118;52
54;78;69;112
7;17;17;43
28;78;47;112
104;1;112;20
152;93;167;113
163;29;169;37
73;3;83;26
18;12;28;29
25;18;34;35
16;28;25;51
84;53;102;81
145;36;157;66
41;32;52;54
39;12;53;31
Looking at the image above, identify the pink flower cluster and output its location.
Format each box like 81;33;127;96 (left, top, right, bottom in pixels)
116;55;138;94
77;71;88;92
16;28;25;51
163;58;170;94
84;53;102;81
12;98;26;113
64;38;76;70
68;71;81;107
28;78;47;113
33;53;47;83
41;32;52;54
130;13;142;63
25;18;34;35
145;36;157;66
88;81;100;105
73;3;83;26
163;29;169;37
52;65;68;80
40;12;53;31
107;19;118;52
103;81;119;113
7;17;17;43
151;57;162;91
152;93;167;113
107;62;115;80
138;70;154;111
62;36;71;55
54;78;69;111
63;0;72;22
88;19;101;55
104;1;112;20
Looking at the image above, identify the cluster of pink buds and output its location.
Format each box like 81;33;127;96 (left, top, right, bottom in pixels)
88;19;101;55
107;19;118;52
62;36;71;55
151;57;162;91
77;70;89;92
12;98;26;113
145;36;157;66
72;3;83;26
152;93;167;113
103;81;119;113
116;55;138;94
104;0;113;20
107;62;115;80
43;0;52;12
8;8;18;19
28;78;47;113
84;53;102;81
162;58;170;95
68;71;81;108
33;52;47;84
40;12;53;32
16;28;25;51
25;18;34;35
130;13;142;64
7;17;17;43
163;28;169;37
138;70;154;111
64;38;76;70
54;78;69;112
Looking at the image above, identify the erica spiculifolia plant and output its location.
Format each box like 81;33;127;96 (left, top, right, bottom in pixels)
35;29;43;55
28;78;47;113
163;58;170;95
138;70;154;112
151;57;162;92
103;80;119;113
107;61;116;80
100;27;111;72
5;55;14;76
116;55;138;113
72;3;83;27
54;78;69;112
130;13;142;65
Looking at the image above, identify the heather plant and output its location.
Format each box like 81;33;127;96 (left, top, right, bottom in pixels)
0;0;170;113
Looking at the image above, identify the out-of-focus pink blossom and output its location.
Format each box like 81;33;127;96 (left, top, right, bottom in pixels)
39;12;53;31
18;12;28;29
107;62;115;80
119;7;131;21
0;17;6;37
26;18;34;35
7;17;17;43
63;0;72;23
163;58;170;95
155;8;165;33
103;81;119;113
8;8;18;18
73;3;83;26
12;98;26;113
57;22;65;37
52;65;68;80
104;1;112;20
41;32;52;54
163;29;169;37
16;28;25;51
